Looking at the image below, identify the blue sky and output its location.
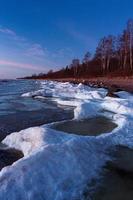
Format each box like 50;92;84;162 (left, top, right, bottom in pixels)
0;0;133;78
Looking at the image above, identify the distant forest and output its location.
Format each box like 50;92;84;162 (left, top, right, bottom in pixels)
26;19;133;79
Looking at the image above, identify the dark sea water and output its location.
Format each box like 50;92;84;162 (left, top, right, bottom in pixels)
0;80;74;141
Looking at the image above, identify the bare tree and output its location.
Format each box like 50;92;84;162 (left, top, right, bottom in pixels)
47;70;53;75
82;51;91;64
105;35;115;71
115;35;124;69
122;30;129;69
70;59;80;77
95;37;112;73
95;37;106;73
127;19;133;70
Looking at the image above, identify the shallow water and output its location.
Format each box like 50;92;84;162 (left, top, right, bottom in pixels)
0;80;74;170
0;148;24;170
0;80;74;141
52;116;117;136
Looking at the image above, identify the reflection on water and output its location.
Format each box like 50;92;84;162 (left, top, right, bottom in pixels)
52;116;117;136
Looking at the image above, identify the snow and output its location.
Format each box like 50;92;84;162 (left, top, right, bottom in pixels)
22;81;107;100
0;80;133;199
115;91;133;99
1;129;109;200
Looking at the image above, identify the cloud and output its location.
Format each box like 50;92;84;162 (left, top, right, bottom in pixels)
25;43;46;57
0;26;47;59
0;59;45;71
0;26;48;63
0;25;27;45
0;27;16;36
0;25;74;78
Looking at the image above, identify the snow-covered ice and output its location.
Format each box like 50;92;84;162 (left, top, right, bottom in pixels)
0;80;133;199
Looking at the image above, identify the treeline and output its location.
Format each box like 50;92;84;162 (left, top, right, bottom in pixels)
26;19;133;79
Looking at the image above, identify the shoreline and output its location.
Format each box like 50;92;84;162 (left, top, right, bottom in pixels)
51;77;133;93
23;77;133;93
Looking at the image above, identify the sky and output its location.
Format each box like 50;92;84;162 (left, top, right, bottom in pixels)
0;0;133;78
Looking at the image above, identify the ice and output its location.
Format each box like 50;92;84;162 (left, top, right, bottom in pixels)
0;80;133;199
3;127;45;156
22;81;107;100
115;91;133;99
74;101;102;119
1;128;110;200
102;97;133;115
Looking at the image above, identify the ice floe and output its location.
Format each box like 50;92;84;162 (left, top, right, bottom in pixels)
0;80;133;199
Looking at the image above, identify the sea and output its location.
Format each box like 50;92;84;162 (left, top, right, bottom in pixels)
0;79;74;141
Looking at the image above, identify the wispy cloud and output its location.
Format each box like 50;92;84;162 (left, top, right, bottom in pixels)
0;26;26;42
0;59;45;71
0;25;74;78
0;27;48;59
0;26;48;65
25;43;46;57
0;27;16;36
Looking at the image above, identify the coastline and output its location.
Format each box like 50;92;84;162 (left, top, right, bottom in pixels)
47;77;133;92
23;77;133;95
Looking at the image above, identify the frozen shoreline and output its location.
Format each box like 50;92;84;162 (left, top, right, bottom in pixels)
29;77;133;92
0;80;133;199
